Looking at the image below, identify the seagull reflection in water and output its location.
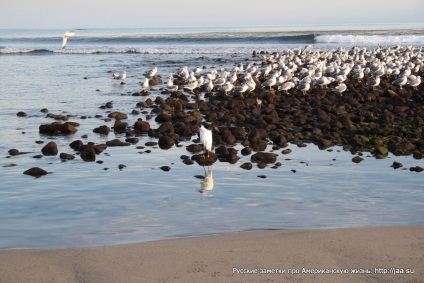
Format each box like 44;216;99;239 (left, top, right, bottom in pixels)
198;169;214;195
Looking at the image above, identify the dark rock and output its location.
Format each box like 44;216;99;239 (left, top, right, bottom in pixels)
160;166;171;171
106;139;131;147
60;153;75;160
108;111;128;120
352;156;364;163
391;161;403;169
273;134;287;146
113;120;128;132
257;161;267;169
413;166;423;172
79;144;96;161
392;142;415;155
318;139;332;150
158;135;175;149
16;111;27;117
41;141;58;156
46;113;69;121
23;167;49;177
3;163;17;168
251;140;268;151
183;159;194;165
8;149;22;156
133;120;151;132
192;152;217;166
69;140;84;151
281;149;292;155
118;164;126;170
241;147;252;156
251;152;277;163
125;137;139;144
240;162;253;170
186;144;204;153
155;113;172;123
248;128;268;142
39;122;78;135
93;125;111;135
215;145;229;156
257;175;267;179
145;141;158;147
156;122;174;134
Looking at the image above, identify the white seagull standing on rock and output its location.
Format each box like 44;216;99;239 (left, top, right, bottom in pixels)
366;76;380;90
141;78;149;90
391;75;407;89
332;83;347;95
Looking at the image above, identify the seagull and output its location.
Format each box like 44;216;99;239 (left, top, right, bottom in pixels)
297;82;310;95
141;78;149;90
62;30;76;49
145;67;158;78
278;81;295;93
219;81;234;95
366;76;380;90
261;76;277;89
204;80;214;93
213;77;226;87
332;83;347;95
391;75;407;89
315;76;330;88
235;83;249;94
183;80;198;92
408;75;421;90
199;124;213;158
112;71;126;80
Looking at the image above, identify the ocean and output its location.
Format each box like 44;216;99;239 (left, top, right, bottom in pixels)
0;23;423;249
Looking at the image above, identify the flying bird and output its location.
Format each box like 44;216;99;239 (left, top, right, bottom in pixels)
62;30;76;49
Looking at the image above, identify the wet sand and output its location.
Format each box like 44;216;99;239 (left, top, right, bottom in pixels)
0;225;422;283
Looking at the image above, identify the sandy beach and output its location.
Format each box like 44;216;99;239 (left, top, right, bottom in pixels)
0;225;422;283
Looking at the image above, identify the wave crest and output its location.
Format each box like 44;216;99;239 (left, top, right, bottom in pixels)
316;34;424;44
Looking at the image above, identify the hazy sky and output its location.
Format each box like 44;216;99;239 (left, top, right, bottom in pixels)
0;0;423;29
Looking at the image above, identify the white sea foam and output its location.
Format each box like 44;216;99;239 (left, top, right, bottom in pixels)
0;47;260;55
316;34;424;44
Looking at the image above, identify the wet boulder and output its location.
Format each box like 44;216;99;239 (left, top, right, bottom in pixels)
108;112;128;120
39;122;78;135
133;120;151;132
41;141;58;156
93;125;111;135
79;144;96;161
23;167;49;177
251;152;277;163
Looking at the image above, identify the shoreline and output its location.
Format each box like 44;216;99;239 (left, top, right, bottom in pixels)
1;225;422;283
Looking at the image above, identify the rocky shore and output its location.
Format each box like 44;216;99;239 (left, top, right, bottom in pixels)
11;45;424;176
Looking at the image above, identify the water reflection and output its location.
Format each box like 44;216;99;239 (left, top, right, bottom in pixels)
199;169;214;195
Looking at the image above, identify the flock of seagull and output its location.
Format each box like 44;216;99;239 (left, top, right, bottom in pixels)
111;45;422;98
63;30;421;95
